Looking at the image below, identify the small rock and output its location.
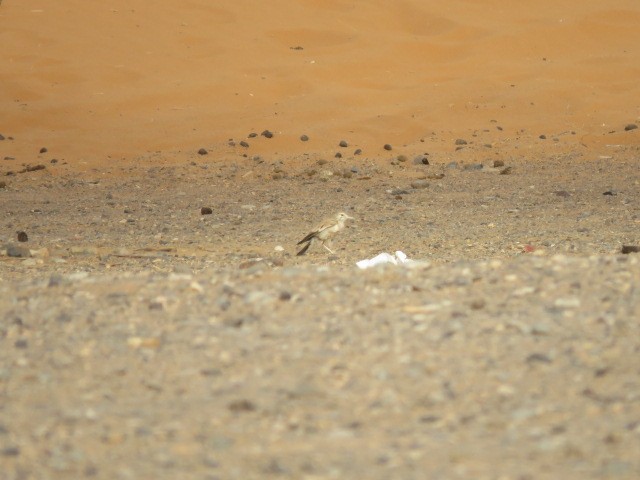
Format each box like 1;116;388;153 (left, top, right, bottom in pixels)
17;231;28;242
397;154;407;162
602;190;616;196
201;207;213;215
554;190;571;198
339;140;348;148
5;244;31;258
454;138;467;145
426;173;444;180
228;399;256;413
446;162;458;169
0;181;6;188
300;134;309;141
462;163;483;171
383;144;392;151
539;134;547;139
500;166;512;175
50;159;58;164
624;123;637;131
493;159;505;168
261;130;273;138
239;141;249;148
317;159;328;166
413;155;429;165
0;134;5;140
621;245;640;254
248;132;258;138
526;353;553;364
1;446;20;457
39;147;48;154
335;152;342;158
410;179;429;189
197;148;208;155
354;149;362;155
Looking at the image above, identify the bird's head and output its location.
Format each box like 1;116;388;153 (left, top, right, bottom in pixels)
336;212;354;223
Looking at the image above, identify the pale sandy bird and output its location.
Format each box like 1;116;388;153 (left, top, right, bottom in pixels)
296;212;354;256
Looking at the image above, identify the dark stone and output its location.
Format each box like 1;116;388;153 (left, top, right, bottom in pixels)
554;190;571;198
201;207;213;215
248;132;258;138
1;446;20;457
227;140;236;147
261;130;273;138
493;159;505;168
239;141;249;148
462;163;483;171
410;179;429;189
624;123;638;131
39;147;48;154
621;245;640;254
300;134;309;142
500;166;512;175
413;155;429;165
50;158;58;164
383;143;392;151
454;138;467;145
0;181;6;188
279;291;292;301
17;231;28;242
197;148;208;155
0;134;4;140
602;190;616;196
335;152;342;158
227;399;256;413
14;339;28;349
526;353;553;364
539;134;547;139
339;140;348;148
354;148;362;155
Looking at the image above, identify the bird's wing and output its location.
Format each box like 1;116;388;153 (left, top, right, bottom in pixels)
297;231;317;245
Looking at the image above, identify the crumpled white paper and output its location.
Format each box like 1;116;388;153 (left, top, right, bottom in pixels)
356;250;413;269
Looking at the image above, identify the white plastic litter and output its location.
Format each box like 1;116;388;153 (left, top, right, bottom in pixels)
357;250;414;269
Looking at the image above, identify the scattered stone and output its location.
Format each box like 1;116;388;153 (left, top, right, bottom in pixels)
239;141;249;148
624;123;637;131
17;231;28;242
539;134;547;139
228;140;236;147
19;164;46;173
1;446;20;457
383;144;392;151
197;148;208;155
228;399;256;413
493;160;505;168
410;179;429;189
317;159;328;165
50;159;58;164
462;163;483;171
0;181;6;188
335;152;342;158
39;147;48;154
554;190;571;198
339;140;348;148
602;190;616;196
426;173;445;180
201;207;213;215
526;353;553;364
413;155;429;165
354;148;362;155
621;245;640;254
0;134;4;140
454;138;467;145
261;130;273;138
248;132;257;138
446;162;458;169
14;339;28;349
300;134;309;142
5;244;31;258
500;166;512;175
397;154;407;162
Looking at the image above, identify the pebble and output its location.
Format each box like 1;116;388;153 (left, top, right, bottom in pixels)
354;149;362;155
339;140;348;148
413;155;429;165
0;133;4;140
239;141;249;148
383;144;392;151
300;134;309;141
454;138;467;145
624;123;637;131
463;163;483;171
0;181;6;188
39;147;48;154
621;245;640;254
197;148;208;155
5;244;31;258
261;130;273;138
248;132;258;138
17;231;28;242
410;179;429;189
201;207;213;215
539;134;547;139
493;160;505;168
335;152;342;158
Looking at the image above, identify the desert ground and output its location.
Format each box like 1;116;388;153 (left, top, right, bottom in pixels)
1;1;639;479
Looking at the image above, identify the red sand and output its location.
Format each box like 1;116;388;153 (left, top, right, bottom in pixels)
1;1;639;167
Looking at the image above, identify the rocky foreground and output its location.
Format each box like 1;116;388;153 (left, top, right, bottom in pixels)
1;151;639;479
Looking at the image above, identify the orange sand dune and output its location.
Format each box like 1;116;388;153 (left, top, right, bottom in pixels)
1;0;639;167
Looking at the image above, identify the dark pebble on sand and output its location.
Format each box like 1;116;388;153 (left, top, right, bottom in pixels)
50;159;58;164
17;231;28;242
602;190;616;196
197;148;208;155
6;245;31;258
39;147;48;154
455;138;467;145
383;144;392;151
339;140;348;148
493;160;505;168
0;181;6;189
621;245;640;254
261;130;273;138
413;155;429;165
624;124;637;131
335;152;342;158
463;163;483;171
201;207;213;215
554;190;571;198
248;132;258;138
239;141;249;148
300;134;309;142
410;179;429;189
539;134;547;139
354;148;362;155
228;399;257;413
0;134;5;140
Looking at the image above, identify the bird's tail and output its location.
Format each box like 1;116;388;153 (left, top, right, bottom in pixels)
296;242;311;256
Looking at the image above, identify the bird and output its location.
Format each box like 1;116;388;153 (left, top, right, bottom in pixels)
296;212;354;256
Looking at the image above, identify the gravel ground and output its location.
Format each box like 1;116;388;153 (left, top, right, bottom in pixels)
1;149;639;479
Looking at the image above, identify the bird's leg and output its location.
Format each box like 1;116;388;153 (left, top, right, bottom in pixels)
322;242;335;254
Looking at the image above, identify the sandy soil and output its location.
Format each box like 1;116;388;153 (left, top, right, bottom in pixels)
1;1;640;479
